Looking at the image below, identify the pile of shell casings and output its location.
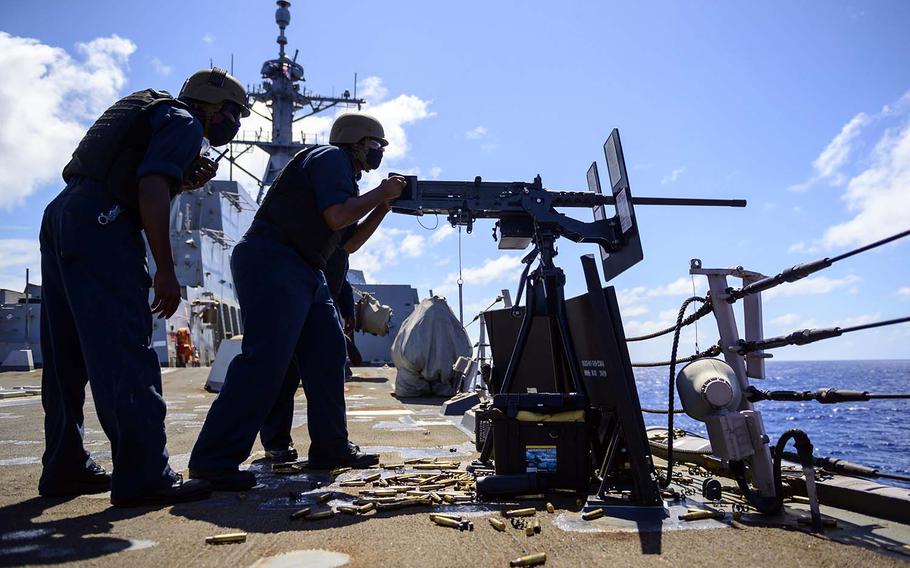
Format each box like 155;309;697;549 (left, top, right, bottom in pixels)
326;458;476;516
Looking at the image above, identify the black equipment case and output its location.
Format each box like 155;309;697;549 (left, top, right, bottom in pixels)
481;393;590;490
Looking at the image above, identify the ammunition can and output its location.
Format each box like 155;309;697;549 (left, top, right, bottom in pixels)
504;507;536;518
489;517;507;531
289;507;311;520
205;532;247;545
582;508;604;521
510;552;547;566
545;502;555;514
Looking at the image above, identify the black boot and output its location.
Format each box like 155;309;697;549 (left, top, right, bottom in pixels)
188;469;257;491
39;462;112;497
111;473;212;507
308;442;379;469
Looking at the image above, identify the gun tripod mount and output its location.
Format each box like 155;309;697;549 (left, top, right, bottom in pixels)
390;129;746;501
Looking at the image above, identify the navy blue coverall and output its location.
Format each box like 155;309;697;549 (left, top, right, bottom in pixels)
189;147;354;473
39;103;202;502
258;231;356;453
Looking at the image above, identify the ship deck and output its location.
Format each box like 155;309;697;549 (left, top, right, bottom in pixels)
1;367;908;567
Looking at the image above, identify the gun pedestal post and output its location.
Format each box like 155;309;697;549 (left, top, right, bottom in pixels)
477;230;589;467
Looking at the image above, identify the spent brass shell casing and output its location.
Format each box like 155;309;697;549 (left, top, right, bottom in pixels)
340;480;366;487
337;505;360;515
404;457;433;464
205;532;247;545
306;510;335;520
510;552;547;567
525;525;535;537
289;507;311;520
679;510;725;521
431;515;462;529
363;489;398;497
382;463;406;469
532;518;541;533
358;502;377;514
545;502;555;514
504;507;536;518
316;492;335;503
430;513;462;521
362;472;382;483
582;508;605;521
489;517;506;531
329;467;352;476
429;492;442;503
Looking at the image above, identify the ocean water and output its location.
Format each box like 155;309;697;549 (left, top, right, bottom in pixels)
634;359;910;487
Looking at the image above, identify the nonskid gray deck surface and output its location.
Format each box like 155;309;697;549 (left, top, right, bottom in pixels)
0;367;907;567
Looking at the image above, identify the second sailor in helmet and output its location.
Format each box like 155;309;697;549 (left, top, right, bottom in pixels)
189;114;404;488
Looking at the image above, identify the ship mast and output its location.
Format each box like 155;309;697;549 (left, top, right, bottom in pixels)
230;0;365;203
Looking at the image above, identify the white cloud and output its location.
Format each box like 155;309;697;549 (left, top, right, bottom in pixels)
430;224;454;245
430;254;524;301
0;239;40;291
645;276;707;297
898;287;910;299
770;313;801;327
0;33;136;209
223;76;434;201
781;91;910;253
821;122;910;249
763;274;861;299
429;166;443;179
465;126;488;140
400;234;425;257
660;167;686;185
789;112;870;191
149;56;172;76
202;33;215;45
458;255;523;286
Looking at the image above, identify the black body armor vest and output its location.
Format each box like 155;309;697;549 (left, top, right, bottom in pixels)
255;146;355;270
62;89;194;213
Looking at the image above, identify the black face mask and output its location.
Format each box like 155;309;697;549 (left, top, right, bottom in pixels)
366;147;383;170
207;118;240;147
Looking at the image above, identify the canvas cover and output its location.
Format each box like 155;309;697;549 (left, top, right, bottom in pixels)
391;297;472;397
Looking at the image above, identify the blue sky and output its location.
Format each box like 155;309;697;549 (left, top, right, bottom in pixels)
1;0;908;361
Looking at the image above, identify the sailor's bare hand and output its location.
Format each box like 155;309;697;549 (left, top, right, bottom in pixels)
380;176;406;201
182;156;218;190
151;268;181;319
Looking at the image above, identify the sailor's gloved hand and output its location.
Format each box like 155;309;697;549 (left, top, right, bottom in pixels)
151;268;182;319
182;155;218;190
343;315;355;335
380;175;406;201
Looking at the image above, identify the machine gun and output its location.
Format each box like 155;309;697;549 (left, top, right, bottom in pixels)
390;129;746;508
392;129;745;281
